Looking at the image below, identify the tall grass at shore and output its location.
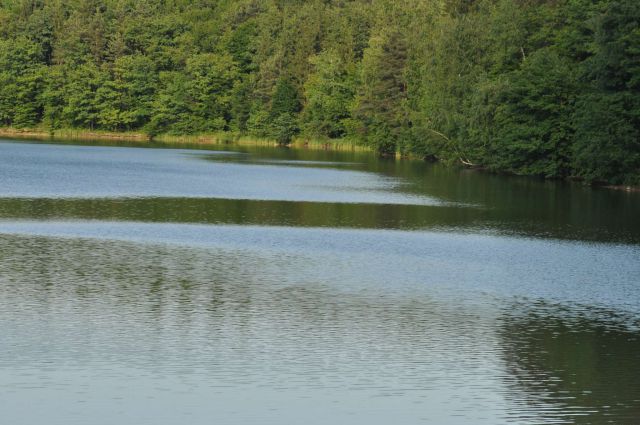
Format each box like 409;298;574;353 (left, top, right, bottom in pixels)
0;127;371;153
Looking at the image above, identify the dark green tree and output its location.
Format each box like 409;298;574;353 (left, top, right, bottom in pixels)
489;49;577;178
573;0;640;184
353;31;408;155
269;77;301;144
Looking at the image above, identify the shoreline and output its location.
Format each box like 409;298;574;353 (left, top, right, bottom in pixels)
1;127;638;193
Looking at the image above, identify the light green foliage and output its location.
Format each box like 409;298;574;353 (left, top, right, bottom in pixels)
62;62;106;129
184;53;238;131
147;71;190;135
148;53;237;135
0;37;46;127
0;0;638;184
303;50;356;139
40;65;66;129
111;55;157;129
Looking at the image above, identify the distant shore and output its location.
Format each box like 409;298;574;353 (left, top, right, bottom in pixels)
0;127;368;153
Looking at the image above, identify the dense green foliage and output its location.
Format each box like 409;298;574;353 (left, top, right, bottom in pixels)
0;0;638;184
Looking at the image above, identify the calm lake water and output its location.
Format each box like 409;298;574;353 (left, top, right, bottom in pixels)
0;139;639;424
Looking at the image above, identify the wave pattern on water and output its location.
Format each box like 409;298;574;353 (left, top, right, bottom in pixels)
0;232;639;424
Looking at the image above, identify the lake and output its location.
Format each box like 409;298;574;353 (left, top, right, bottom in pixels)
0;139;639;424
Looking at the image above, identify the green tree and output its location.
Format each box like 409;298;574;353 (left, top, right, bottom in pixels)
148;71;188;135
62;62;107;129
573;0;640;184
489;49;577;178
0;37;46;127
268;77;301;144
184;53;239;132
41;65;66;130
353;31;408;155
303;50;356;139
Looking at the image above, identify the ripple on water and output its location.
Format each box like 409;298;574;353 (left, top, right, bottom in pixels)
0;226;638;424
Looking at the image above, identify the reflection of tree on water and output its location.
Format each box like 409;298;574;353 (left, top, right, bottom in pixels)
1;194;639;244
0;233;504;396
498;301;640;424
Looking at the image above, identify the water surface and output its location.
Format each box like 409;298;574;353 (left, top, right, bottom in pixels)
0;139;639;424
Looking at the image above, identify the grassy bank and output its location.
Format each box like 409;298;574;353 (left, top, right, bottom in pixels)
0;127;371;153
0;127;150;142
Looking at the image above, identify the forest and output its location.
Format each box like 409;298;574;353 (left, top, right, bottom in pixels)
0;0;638;185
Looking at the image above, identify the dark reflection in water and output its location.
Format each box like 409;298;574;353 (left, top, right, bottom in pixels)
0;195;636;243
0;139;639;424
0;197;487;233
200;146;640;243
499;302;640;424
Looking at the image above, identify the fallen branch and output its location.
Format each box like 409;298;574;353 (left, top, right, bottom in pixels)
460;157;476;167
427;128;477;167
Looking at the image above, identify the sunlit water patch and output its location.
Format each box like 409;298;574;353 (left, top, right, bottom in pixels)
0;141;447;205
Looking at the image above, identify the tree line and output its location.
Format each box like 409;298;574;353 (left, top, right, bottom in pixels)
0;0;638;184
